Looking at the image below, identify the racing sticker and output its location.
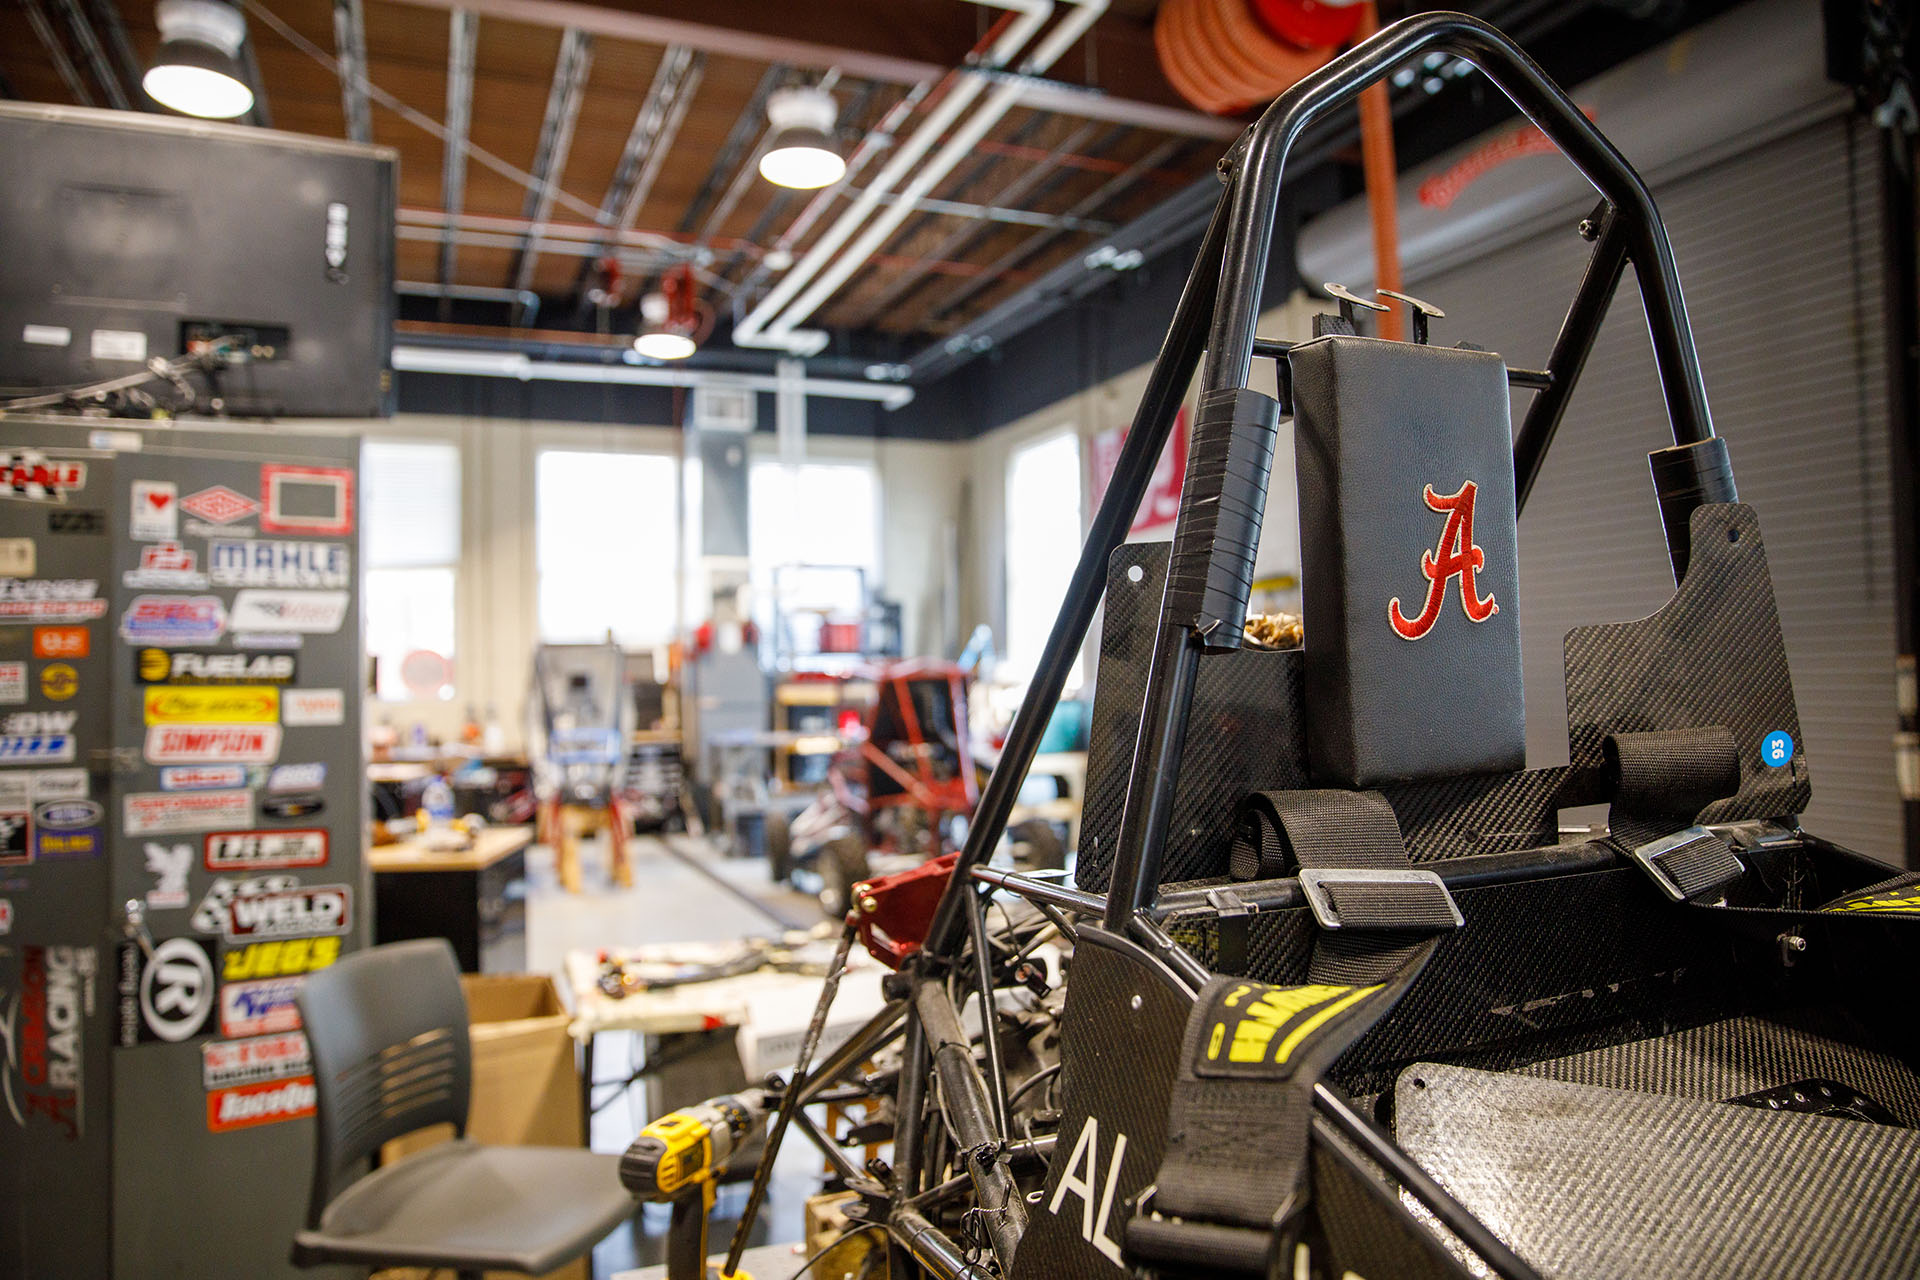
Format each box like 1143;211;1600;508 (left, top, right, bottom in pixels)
0;805;29;866
46;509;105;535
122;542;206;589
159;765;248;792
204;828;327;871
228;589;348;634
32;626;88;660
4;945;97;1140
266;762;325;793
0;710;77;765
144;724;282;765
38;663;77;701
202;1031;309;1090
120;594;225;645
179;485;259;527
0;579;106;623
0;899;10;935
116;937;216;1046
282;688;344;727
209;539;350;589
192;875;350;941
130;480;178;541
1;452;86;504
124;788;254;835
0;662;22;704
261;794;323;820
0;537;33;576
219;975;306;1037
31;799;100;859
136;647;295;686
221;936;341;983
143;685;279;725
207;1074;316;1133
144;841;192;909
259;464;352;536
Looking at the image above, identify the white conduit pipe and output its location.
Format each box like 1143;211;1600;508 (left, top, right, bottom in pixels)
732;0;1055;352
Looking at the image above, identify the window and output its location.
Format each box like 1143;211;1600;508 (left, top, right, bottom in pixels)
749;460;880;661
362;440;461;700
536;450;680;647
1004;430;1083;685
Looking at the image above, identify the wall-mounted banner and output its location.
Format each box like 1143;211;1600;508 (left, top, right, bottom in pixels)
259;464;352;535
228;590;348;634
123;788;254;835
143;686;280;725
144;724;282;765
281;688;344;727
203;828;327;871
209;540;349;589
0;578;105;623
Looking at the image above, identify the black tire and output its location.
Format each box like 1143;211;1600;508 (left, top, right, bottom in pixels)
1010;818;1066;871
767;811;793;883
819;835;871;919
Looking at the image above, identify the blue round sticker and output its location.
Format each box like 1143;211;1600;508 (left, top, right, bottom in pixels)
1761;730;1794;767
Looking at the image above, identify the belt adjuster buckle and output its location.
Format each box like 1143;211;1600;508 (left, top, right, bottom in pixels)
1295;867;1463;931
1629;825;1744;902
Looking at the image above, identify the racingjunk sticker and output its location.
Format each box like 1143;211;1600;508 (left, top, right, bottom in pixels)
1;451;86;504
4;945;98;1141
207;1074;315;1133
143;685;280;725
120;594;225;645
137;647;295;685
204;828;327;871
202;1031;309;1090
282;688;344;727
0;579;106;623
228;590;348;634
124;789;253;835
144;724;282;765
192;875;350;940
209;540;350;589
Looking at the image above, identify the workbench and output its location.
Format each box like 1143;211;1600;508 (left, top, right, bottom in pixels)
369;825;534;973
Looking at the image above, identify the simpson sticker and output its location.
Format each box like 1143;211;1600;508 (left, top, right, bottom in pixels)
123;789;253;835
32;626;88;659
179;485;259;526
4;945;97;1140
131;480;178;541
218;976;305;1037
209;540;350;589
192;876;349;941
144;724;282;765
116;937;216;1047
0;808;28;865
143;685;280;725
221;936;341;982
266;762;325;792
0;662;22;704
1;452;86;505
38;663;77;701
46;509;105;535
136;648;295;686
0;537;33;577
282;688;344;727
204;828;327;871
259;464;352;536
228;589;348;634
32;799;100;859
261;794;323;820
159;765;248;792
144;841;192;909
120;594;226;645
0;579;105;623
122;542;206;590
202;1031;309;1090
207;1074;315;1133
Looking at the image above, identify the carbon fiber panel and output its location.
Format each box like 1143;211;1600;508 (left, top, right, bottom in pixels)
1312;1130;1474;1280
1565;503;1811;824
1396;1064;1920;1280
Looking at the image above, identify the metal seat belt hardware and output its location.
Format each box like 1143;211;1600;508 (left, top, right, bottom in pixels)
1295;867;1463;931
1628;825;1745;903
1205;887;1254;975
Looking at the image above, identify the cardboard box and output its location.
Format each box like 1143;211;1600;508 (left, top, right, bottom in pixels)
378;973;588;1280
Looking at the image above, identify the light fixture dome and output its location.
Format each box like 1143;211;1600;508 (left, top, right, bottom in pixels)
633;331;698;361
144;0;254;119
632;268;701;360
758;86;846;190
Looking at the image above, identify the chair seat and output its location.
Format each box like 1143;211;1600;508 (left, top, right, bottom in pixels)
293;1139;633;1274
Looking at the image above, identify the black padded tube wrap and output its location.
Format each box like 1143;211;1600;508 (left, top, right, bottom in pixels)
1649;436;1736;584
1605;726;1740;827
1166;387;1280;649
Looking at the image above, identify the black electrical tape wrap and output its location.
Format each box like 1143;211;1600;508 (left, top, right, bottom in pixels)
1165;387;1281;650
1648;436;1735;583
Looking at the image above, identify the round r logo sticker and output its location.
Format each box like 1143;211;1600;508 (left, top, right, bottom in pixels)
1762;731;1794;768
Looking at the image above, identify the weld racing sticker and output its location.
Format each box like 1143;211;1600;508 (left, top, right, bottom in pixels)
192;875;350;941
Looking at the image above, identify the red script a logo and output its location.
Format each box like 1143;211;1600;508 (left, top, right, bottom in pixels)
1388;482;1499;640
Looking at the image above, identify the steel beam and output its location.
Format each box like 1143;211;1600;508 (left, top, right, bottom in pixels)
510;27;595;304
237;33;273;127
333;0;372;142
438;8;477;289
23;0;93;106
84;0;148;109
53;0;127;109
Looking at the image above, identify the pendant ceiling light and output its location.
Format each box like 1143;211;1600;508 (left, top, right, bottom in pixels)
144;0;255;119
633;265;701;361
758;86;846;190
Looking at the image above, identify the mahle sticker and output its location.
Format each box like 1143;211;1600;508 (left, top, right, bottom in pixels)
209;540;349;589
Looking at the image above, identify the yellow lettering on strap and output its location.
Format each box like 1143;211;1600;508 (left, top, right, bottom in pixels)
1226;984;1357;1064
1271;984;1383;1066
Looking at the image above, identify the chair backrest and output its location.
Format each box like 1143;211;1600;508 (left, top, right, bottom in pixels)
295;939;472;1227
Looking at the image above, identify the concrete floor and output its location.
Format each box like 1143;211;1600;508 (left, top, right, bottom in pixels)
516;830;834;1279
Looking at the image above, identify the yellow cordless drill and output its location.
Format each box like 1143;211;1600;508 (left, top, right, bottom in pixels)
620;1089;770;1280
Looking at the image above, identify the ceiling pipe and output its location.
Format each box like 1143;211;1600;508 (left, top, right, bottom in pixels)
731;0;1056;353
739;0;1110;355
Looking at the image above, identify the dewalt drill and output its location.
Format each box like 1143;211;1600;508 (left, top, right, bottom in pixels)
621;1089;770;1280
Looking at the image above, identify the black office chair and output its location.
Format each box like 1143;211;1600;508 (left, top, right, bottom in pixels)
292;939;635;1276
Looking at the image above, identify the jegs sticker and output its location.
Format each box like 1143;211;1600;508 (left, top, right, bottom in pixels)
209;540;350;589
259;464;352;536
0;579;105;623
207;1074;315;1133
228;590;348;634
221;936;340;982
218;975;306;1037
120;594;225;645
144;841;192;909
116;937;215;1046
143;685;279;725
204;828;327;871
130;480;177;541
144;724;281;765
282;688;344;727
1;451;86;504
202;1032;309;1090
123;789;253;835
192;875;349;940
